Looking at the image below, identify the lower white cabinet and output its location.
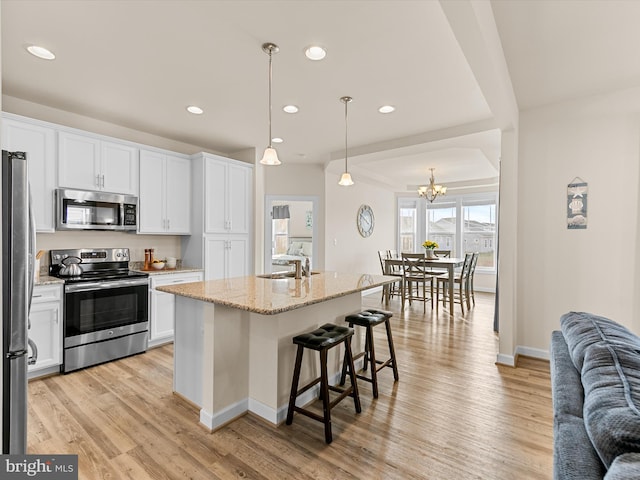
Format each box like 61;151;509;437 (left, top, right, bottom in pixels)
149;271;203;347
28;285;63;376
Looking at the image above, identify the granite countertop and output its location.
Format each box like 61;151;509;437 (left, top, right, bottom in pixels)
156;271;397;315
130;266;204;276
35;275;65;286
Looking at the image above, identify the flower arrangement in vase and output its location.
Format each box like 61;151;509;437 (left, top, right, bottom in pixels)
422;240;438;259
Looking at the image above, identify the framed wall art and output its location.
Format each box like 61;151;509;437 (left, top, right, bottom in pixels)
567;177;587;229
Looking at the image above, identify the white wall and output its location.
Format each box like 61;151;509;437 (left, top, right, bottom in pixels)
515;86;640;353
324;171;396;276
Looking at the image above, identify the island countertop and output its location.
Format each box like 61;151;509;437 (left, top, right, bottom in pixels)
156;271;396;315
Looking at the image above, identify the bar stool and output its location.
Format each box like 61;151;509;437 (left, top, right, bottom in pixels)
340;309;399;398
286;323;361;444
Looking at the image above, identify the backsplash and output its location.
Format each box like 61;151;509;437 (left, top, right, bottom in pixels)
36;230;183;271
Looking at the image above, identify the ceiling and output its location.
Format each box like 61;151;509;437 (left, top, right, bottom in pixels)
2;1;639;193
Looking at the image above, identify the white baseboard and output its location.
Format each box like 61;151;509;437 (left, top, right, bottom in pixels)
200;367;361;428
496;346;550;367
495;353;516;366
515;345;550;361
200;397;248;431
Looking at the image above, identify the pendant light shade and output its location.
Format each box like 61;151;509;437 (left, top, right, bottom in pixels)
260;43;281;166
339;172;354;186
338;96;354;186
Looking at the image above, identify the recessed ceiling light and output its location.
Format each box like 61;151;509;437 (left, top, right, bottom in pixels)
378;105;395;114
283;105;299;114
186;105;204;115
272;137;283;144
304;45;327;61
27;45;55;60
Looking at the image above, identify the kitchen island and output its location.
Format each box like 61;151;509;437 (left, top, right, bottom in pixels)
157;271;396;431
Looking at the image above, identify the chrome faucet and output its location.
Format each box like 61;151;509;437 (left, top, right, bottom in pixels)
287;259;302;279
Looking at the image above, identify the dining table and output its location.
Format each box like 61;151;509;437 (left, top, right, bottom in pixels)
383;256;465;316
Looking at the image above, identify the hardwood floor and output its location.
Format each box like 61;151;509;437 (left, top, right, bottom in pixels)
27;291;553;479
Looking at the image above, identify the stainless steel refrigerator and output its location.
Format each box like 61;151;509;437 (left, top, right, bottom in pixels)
2;150;37;454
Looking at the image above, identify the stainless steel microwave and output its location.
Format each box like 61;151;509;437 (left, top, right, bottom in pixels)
56;188;138;231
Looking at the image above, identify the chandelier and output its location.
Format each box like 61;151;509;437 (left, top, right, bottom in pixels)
418;168;447;203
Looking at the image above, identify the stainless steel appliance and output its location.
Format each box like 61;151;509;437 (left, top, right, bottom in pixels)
49;248;149;373
55;188;138;231
2;150;38;454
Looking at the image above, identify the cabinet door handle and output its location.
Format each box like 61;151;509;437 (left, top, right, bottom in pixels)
167;219;171;230
96;174;101;187
101;174;105;188
32;294;42;298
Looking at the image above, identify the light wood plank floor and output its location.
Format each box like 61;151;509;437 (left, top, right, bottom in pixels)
27;291;553;479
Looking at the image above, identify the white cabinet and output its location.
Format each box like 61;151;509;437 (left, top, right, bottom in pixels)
139;149;191;234
182;153;253;280
1;114;57;232
58;131;138;194
204;235;250;280
28;285;62;375
149;271;203;346
205;156;251;234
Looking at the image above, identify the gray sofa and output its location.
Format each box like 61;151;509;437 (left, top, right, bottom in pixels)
550;312;640;479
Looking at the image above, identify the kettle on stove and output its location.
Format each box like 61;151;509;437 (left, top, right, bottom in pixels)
59;256;83;277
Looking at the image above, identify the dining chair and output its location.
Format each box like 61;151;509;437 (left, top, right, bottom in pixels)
401;253;435;313
378;250;402;301
434;250;451;258
467;252;479;307
436;253;473;315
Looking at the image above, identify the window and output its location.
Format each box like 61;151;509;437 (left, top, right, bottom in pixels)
462;201;496;268
399;207;417;253
272;219;289;254
397;192;498;271
426;203;456;255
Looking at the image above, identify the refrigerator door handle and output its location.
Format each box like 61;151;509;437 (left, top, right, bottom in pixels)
27;338;38;366
27;187;36;319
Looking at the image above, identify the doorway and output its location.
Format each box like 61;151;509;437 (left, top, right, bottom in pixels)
264;195;319;274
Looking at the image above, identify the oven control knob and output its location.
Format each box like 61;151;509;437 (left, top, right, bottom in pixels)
108;330;114;336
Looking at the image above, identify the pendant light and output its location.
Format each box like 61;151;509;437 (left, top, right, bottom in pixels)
260;43;281;166
338;96;354;186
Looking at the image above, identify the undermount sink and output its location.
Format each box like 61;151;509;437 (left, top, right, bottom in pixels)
256;272;319;279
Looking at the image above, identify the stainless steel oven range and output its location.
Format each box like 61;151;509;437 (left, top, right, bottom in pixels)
49;248;148;373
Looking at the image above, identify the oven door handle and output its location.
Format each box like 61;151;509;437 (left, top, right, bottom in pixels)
65;278;149;293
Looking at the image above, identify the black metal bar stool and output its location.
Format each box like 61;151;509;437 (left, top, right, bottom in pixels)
340;308;399;398
286;323;361;444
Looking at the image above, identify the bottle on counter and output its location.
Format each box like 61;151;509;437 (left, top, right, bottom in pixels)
144;249;150;270
149;248;155;265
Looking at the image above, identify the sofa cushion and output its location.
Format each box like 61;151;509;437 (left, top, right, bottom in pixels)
604;453;640;479
550;331;585;419
560;311;640;371
554;414;606;479
582;343;640;468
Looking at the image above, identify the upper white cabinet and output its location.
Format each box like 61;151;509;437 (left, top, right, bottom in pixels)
181;153;253;280
205;156;251;235
1;115;57;232
138;149;191;235
58;131;138;195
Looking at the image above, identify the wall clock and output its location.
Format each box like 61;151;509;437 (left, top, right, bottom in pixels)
357;204;374;238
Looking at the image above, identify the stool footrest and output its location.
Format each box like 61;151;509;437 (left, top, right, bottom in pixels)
294;377;322;398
